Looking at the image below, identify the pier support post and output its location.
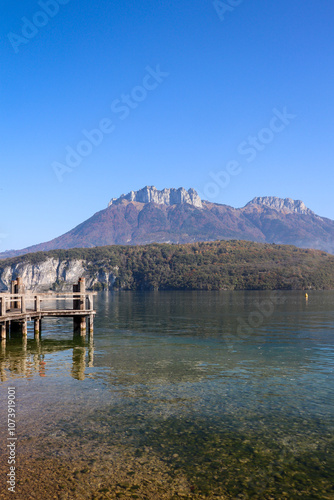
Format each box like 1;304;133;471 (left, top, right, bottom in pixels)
11;280;17;309
22;320;27;337
89;314;94;335
73;278;86;336
21;295;26;313
73;316;86;336
0;338;6;355
0;323;6;340
16;278;25;310
79;278;85;310
11;278;25;310
0;296;6;317
74;315;86;335
22;335;27;352
34;319;41;338
80;317;86;334
73;278;85;310
35;296;41;312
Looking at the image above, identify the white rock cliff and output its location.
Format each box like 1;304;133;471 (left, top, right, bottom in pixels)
108;186;203;208
0;258;116;292
246;196;315;216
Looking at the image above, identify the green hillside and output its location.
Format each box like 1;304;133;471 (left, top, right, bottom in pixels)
1;240;334;290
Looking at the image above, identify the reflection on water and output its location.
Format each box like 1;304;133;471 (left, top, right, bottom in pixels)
0;291;333;499
0;336;94;382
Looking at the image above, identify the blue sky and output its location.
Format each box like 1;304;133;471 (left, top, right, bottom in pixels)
1;0;334;251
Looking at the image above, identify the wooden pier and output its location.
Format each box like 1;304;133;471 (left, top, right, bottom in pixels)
0;278;96;341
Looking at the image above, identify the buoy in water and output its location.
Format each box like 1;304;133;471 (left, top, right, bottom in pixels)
305;293;308;299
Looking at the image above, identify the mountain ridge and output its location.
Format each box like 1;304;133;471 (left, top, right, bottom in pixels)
1;187;333;258
245;196;316;216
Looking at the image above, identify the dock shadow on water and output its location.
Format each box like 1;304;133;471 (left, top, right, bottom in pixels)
0;291;334;499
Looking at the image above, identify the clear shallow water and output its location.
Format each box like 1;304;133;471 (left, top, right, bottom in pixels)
0;291;334;499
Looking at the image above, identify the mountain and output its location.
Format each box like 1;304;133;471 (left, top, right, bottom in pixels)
1;186;334;258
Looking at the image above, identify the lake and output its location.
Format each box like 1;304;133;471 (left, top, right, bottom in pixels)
0;291;334;499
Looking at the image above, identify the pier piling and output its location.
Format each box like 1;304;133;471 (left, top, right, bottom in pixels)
73;278;87;336
34;318;41;338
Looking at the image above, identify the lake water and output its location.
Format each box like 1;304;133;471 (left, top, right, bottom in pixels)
0;291;334;500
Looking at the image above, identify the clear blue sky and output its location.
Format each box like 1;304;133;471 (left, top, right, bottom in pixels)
1;0;334;251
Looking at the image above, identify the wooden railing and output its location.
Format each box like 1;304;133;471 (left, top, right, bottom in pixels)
0;292;96;316
0;278;97;339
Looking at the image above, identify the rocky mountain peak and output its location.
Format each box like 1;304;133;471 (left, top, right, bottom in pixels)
245;196;315;216
108;186;203;208
1;188;334;259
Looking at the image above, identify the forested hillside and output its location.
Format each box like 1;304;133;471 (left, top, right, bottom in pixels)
1;240;334;291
